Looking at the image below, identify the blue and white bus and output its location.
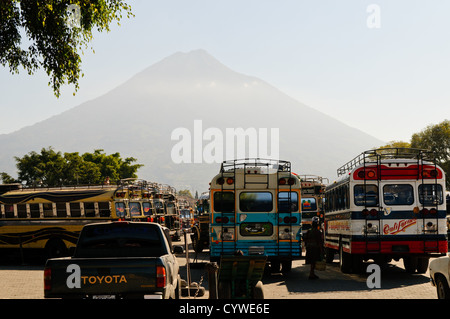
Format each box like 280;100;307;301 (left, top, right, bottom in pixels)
209;159;302;273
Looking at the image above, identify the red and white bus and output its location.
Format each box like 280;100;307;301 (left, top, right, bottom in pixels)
323;148;447;274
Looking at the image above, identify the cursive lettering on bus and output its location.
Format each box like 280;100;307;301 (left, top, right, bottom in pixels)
383;219;416;235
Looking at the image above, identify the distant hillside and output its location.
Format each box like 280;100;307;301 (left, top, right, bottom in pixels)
0;50;383;192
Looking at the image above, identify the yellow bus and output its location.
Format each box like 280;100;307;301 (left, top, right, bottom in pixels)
0;183;124;260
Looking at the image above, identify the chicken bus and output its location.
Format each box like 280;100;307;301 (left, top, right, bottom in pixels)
209;158;302;273
323;148;447;274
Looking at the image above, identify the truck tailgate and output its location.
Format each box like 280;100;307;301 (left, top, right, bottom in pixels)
45;257;163;298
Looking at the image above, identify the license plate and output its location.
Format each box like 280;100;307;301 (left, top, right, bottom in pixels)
92;295;116;299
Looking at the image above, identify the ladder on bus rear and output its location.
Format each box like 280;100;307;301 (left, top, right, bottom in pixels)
218;159;294;257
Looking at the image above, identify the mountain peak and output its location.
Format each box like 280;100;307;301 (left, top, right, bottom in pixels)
134;49;240;84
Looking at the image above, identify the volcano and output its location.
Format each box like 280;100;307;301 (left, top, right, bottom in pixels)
0;49;383;192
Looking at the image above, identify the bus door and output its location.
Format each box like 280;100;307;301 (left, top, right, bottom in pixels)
236;191;275;247
354;182;382;252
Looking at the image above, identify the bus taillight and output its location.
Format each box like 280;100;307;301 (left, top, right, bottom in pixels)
279;178;286;185
215;216;229;223
226;178;234;185
283;216;297;223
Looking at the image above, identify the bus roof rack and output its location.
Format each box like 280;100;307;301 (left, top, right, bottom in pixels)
337;148;436;176
220;158;291;173
298;175;329;185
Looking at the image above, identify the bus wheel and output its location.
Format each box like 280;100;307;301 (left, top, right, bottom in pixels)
45;238;68;260
270;261;280;273
339;245;352;273
403;257;418;273
281;260;292;274
325;248;335;263
416;257;429;274
191;228;203;253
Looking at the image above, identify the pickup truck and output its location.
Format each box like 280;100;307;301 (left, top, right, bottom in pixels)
429;254;450;299
44;221;183;299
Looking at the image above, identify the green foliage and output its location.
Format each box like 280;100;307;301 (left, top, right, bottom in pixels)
379;141;411;149
178;189;193;198
411;120;450;189
11;147;142;186
0;1;133;97
378;120;450;190
411;120;450;163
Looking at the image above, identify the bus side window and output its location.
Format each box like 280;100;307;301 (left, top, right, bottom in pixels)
84;202;95;217
43;203;54;218
56;202;67;217
5;204;14;218
30;204;40;218
70;203;81;217
17;204;27;218
213;192;235;213
98;201;111;217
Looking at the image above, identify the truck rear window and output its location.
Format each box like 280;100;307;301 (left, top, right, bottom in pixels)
75;223;167;258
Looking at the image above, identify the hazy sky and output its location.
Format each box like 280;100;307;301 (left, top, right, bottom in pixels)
1;0;449;143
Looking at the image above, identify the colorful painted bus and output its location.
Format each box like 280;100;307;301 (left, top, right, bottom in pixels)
0;183;121;259
0;178;182;259
209;159;302;273
298;175;328;234
323;148;448;274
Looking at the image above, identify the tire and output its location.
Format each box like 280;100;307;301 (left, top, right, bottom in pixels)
45;238;68;260
281;260;292;274
270;261;280;273
416;257;429;274
403;257;418;273
191;227;204;253
325;247;335;263
435;275;450;299
339;244;352;273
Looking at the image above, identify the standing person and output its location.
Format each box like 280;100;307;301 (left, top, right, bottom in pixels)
304;216;324;279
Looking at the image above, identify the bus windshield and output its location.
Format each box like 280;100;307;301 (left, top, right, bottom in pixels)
239;192;273;212
354;185;379;206
383;184;414;206
419;184;443;205
278;191;299;213
213;192;235;213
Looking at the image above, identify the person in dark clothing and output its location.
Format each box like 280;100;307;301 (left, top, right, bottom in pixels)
304;216;324;279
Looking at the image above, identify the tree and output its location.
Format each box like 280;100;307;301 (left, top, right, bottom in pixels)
13;147;143;186
178;189;193;198
411;120;450;190
379;141;411;149
0;172;17;184
0;1;133;97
